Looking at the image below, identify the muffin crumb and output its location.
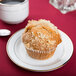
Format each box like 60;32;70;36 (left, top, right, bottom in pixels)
22;19;62;52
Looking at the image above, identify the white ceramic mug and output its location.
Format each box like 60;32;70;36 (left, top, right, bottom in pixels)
0;0;29;24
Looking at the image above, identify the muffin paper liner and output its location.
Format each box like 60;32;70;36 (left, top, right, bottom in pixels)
25;46;56;53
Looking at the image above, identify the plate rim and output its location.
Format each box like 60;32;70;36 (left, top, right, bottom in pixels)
6;28;74;72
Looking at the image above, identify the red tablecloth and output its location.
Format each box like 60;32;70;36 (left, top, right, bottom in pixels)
0;0;76;76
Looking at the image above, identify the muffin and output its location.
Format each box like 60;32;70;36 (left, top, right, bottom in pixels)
22;19;62;60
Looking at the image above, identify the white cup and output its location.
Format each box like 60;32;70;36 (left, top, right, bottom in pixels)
0;0;29;24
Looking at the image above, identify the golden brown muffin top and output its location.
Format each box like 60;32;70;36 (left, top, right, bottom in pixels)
22;19;62;52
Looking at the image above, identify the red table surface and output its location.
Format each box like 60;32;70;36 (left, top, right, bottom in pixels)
0;0;76;76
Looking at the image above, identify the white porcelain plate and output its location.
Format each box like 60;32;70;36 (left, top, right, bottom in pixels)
6;29;73;72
